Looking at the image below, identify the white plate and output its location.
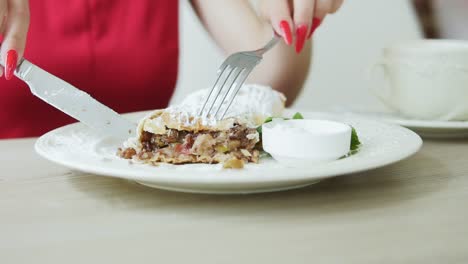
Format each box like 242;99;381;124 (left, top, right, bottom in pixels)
35;111;422;194
332;108;468;138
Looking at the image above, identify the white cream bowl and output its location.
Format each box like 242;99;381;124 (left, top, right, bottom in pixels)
262;119;352;167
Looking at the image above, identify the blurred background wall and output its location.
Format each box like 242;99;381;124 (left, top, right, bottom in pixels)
171;0;422;112
413;0;468;40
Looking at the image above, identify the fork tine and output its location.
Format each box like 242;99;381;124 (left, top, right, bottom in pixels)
200;33;280;119
204;65;235;117
218;67;254;120
198;62;229;116
212;67;244;118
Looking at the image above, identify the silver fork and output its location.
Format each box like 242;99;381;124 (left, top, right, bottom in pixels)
199;32;281;120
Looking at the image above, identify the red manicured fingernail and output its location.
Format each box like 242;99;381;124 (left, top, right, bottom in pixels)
295;24;308;53
5;50;18;80
279;20;293;45
307;18;322;39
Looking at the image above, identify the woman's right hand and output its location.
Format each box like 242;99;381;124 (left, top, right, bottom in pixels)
0;0;29;80
258;0;344;53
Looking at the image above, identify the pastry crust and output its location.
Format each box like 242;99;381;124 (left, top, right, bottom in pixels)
120;109;261;167
118;84;286;168
137;109;241;136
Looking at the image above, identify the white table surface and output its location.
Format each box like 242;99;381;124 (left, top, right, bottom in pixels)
1;137;468;263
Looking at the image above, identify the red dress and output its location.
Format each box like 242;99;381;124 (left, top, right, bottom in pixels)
0;1;179;139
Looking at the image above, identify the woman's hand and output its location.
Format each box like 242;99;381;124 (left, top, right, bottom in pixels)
0;0;30;80
191;0;342;105
258;0;344;53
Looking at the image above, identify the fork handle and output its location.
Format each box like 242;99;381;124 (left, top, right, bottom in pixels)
253;32;281;57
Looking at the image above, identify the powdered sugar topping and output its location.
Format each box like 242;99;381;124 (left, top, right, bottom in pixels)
164;84;286;128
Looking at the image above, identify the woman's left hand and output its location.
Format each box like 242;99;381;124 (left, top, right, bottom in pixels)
257;0;344;53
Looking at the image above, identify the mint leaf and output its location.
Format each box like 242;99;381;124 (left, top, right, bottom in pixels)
292;112;304;119
257;126;263;134
257;117;273;134
350;127;361;151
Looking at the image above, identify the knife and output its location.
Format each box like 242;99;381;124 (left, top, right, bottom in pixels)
13;59;136;139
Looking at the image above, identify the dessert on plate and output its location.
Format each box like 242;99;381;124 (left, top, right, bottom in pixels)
118;84;286;168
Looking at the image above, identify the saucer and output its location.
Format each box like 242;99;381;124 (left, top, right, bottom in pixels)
331;107;468;138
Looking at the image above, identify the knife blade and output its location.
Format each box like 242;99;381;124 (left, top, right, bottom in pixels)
14;59;136;139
